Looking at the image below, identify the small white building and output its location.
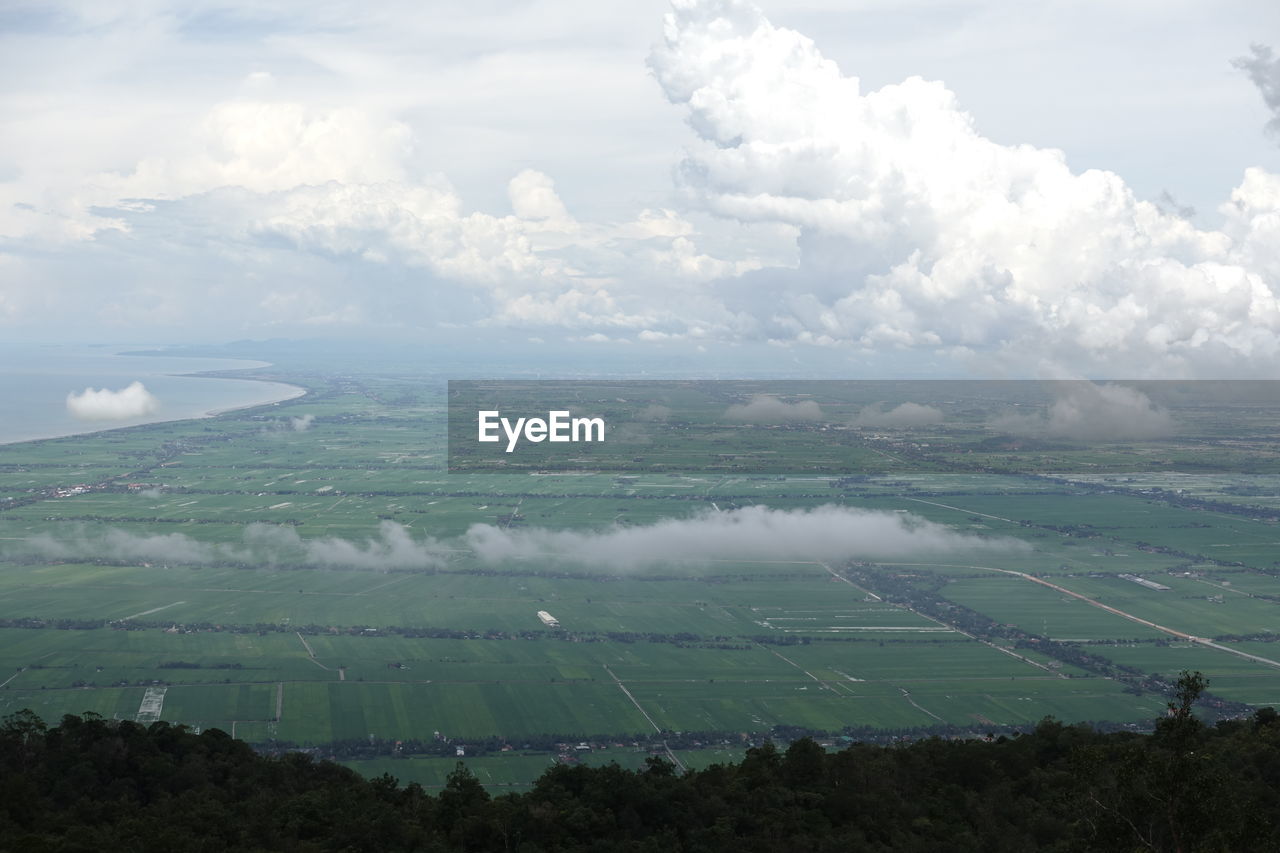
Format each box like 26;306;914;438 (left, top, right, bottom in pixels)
537;610;561;628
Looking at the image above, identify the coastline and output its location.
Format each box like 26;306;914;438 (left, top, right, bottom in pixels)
203;382;307;416
0;348;308;448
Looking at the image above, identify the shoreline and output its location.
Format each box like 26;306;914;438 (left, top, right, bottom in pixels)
0;350;309;448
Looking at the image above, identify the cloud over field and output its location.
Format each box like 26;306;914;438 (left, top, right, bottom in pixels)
238;521;448;570
8;506;1022;573
852;403;944;429
14;521;449;571
464;504;1023;570
636;404;674;422
724;395;822;423
990;382;1175;440
65;381;160;421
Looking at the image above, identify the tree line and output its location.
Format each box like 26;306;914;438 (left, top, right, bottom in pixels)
3;673;1280;851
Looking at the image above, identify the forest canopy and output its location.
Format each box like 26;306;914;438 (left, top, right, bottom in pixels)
2;674;1279;852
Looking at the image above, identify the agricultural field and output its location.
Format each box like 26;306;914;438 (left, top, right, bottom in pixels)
4;366;1280;788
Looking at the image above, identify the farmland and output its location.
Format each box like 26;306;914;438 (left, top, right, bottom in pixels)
3;366;1280;787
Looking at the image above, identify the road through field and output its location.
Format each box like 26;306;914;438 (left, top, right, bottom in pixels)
296;631;333;672
901;498;1021;524
120;601;186;620
818;561;1063;678
890;494;1280;672
603;665;686;772
887;562;1280;672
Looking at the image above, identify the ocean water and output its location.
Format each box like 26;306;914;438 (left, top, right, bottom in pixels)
0;344;304;446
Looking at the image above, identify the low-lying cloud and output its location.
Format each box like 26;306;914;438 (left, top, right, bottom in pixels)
724;394;822;423
9;506;1022;573
241;521;446;570
990;383;1175;441
260;413;316;436
464;505;1021;570
852;402;944;429
65;381;160;421
636;404;673;422
16;520;448;572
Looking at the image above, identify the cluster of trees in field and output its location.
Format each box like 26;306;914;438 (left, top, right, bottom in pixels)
2;616;838;650
4;674;1280;851
1214;631;1280;643
295;715;1152;763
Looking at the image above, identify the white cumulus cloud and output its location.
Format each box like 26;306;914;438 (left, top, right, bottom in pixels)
3;1;1280;376
648;0;1280;374
65;381;160;421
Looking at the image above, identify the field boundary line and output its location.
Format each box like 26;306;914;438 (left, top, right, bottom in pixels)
753;643;836;694
603;665;685;771
296;632;333;672
889;562;1280;672
822;562;1062;677
603;665;662;732
120;601;185;621
899;687;945;722
901;498;1019;524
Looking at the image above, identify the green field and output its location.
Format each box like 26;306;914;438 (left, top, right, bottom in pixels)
4;367;1280;781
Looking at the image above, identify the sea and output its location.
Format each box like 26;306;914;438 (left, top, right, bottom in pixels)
0;343;304;446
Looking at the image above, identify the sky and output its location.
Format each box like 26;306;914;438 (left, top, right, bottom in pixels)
2;0;1280;377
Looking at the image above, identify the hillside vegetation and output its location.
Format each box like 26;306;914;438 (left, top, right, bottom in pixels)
3;675;1279;852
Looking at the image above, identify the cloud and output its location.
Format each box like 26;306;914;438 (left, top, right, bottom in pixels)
636;404;674;421
724;394;822;422
113;101;414;198
12;521;448;572
852;402;944;428
3;1;1279;376
1156;190;1196;221
509;168;574;225
3;88;758;337
65;381;160;421
11;507;1024;574
989;382;1175;441
1235;44;1280;137
22;527;218;565
260;414;314;436
238;521;448;571
464;504;1024;570
648;0;1280;374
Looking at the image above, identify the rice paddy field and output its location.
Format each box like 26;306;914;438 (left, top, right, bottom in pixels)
4;368;1280;788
